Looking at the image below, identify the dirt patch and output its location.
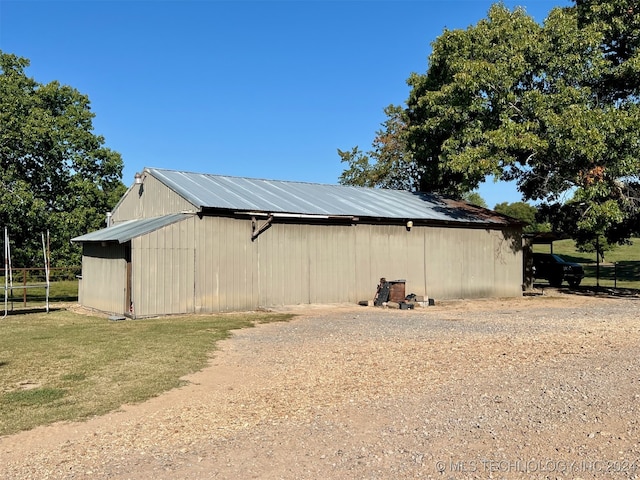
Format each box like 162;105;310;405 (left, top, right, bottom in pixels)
1;293;639;479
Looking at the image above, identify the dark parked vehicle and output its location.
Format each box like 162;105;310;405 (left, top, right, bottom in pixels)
532;253;584;287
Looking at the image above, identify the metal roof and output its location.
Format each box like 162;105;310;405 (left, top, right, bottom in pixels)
145;168;515;226
72;213;189;243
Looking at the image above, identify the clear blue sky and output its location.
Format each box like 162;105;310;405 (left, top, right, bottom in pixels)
1;0;571;209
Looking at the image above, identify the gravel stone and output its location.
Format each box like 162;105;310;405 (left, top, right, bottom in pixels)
1;292;639;479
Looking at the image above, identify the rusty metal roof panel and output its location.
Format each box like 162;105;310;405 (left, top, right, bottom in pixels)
144;168;516;225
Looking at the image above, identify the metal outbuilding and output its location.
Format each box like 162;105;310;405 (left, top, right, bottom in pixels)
72;167;524;317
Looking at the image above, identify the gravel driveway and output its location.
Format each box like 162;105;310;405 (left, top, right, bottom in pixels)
1;293;639;479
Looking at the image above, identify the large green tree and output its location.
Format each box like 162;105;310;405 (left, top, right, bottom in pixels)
340;1;640;247
493;201;549;234
0;52;126;267
338;105;421;190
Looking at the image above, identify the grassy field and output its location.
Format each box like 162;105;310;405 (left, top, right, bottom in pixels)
1;280;79;309
532;237;640;289
1;266;80;311
0;309;294;436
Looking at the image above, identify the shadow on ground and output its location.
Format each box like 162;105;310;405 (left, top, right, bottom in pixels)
533;283;640;298
1;307;65;317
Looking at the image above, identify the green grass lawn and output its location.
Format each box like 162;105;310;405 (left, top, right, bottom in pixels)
532;237;640;289
1;280;79;306
0;309;294;436
2;265;80;311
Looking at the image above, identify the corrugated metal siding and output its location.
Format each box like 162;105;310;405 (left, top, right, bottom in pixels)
192;215;257;313
192;218;363;312
491;227;524;296
80;243;127;314
81;216;522;316
110;174;197;224
189;217;522;312
131;217;196;316
306;224;355;304
422;227;522;300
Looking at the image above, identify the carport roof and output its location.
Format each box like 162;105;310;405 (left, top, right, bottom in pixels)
72;213;189;244
143;167;519;226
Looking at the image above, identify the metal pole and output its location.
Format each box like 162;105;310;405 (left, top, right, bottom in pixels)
3;227;7;319
2;227;14;318
46;231;50;313
596;237;600;288
42;231;50;313
8;230;12;311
